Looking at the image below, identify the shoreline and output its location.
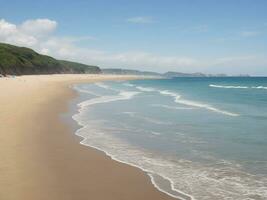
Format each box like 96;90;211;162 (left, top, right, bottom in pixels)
71;82;192;200
0;74;176;200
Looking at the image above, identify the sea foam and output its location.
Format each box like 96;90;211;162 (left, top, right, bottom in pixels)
151;104;195;110
134;84;240;117
251;86;267;90
136;86;156;92
73;115;267;200
72;82;267;200
159;90;239;117
78;91;140;108
209;84;249;89
210;84;267;90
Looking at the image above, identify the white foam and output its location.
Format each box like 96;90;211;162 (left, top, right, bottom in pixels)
132;85;239;117
159;90;240;117
72;85;100;96
175;99;240;117
72;122;194;200
209;84;248;89
148;173;195;200
72;119;267;200
123;83;135;87
210;84;267;90
151;104;195;110
95;82;110;89
151;131;162;136
252;86;267;90
72;85;267;200
73;83;267;200
136;86;156;92
159;90;181;98
78;91;140;108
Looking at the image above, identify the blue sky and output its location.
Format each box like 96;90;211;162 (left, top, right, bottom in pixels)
0;0;267;75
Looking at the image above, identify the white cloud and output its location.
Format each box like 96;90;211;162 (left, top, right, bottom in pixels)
20;19;57;37
127;16;154;24
41;42;197;72
0;18;57;47
0;18;197;71
0;18;266;75
0;19;17;36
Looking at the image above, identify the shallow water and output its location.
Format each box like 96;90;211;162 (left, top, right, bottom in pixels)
72;77;267;200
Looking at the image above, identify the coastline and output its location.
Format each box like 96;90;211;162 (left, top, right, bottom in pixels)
71;82;193;200
0;74;176;200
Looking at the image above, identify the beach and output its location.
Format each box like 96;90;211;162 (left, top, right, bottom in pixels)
0;74;175;200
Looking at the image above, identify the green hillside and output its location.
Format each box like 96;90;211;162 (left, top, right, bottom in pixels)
0;43;101;75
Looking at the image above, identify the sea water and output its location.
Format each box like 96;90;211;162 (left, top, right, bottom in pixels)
72;77;267;200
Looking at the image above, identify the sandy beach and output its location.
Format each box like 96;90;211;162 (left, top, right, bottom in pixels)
0;74;175;200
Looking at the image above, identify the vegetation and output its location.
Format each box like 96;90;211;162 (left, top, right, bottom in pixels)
0;43;101;75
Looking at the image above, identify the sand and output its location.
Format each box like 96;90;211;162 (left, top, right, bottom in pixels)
0;74;176;200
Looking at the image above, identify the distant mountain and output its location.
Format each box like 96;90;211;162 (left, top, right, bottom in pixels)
102;68;162;77
164;72;251;78
0;43;251;77
102;69;233;78
163;71;207;78
0;43;101;75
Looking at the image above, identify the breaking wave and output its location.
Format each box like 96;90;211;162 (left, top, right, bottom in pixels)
210;84;267;90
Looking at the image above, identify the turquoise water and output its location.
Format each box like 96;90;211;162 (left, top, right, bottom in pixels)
73;77;267;200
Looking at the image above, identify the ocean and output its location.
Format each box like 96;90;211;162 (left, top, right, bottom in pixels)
72;77;267;200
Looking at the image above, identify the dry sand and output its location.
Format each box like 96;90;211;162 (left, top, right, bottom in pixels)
0;74;176;200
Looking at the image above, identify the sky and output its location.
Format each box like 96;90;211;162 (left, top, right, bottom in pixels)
0;0;267;75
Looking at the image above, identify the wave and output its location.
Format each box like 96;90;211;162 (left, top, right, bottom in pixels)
251;86;267;90
136;86;156;92
95;82;121;92
72;117;195;200
135;86;239;117
95;82;110;89
72;85;100;96
72;115;267;200
151;104;195;110
78;91;140;108
123;83;240;116
209;84;248;89
151;131;162;136
72;84;267;200
210;84;267;90
123;83;135;87
174;98;240;117
124;83;157;93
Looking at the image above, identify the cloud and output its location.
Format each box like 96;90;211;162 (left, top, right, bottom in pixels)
0;18;57;46
40;41;197;72
20;19;57;37
0;19;37;46
127;16;154;24
0;18;266;75
0;19;16;36
0;18;197;71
